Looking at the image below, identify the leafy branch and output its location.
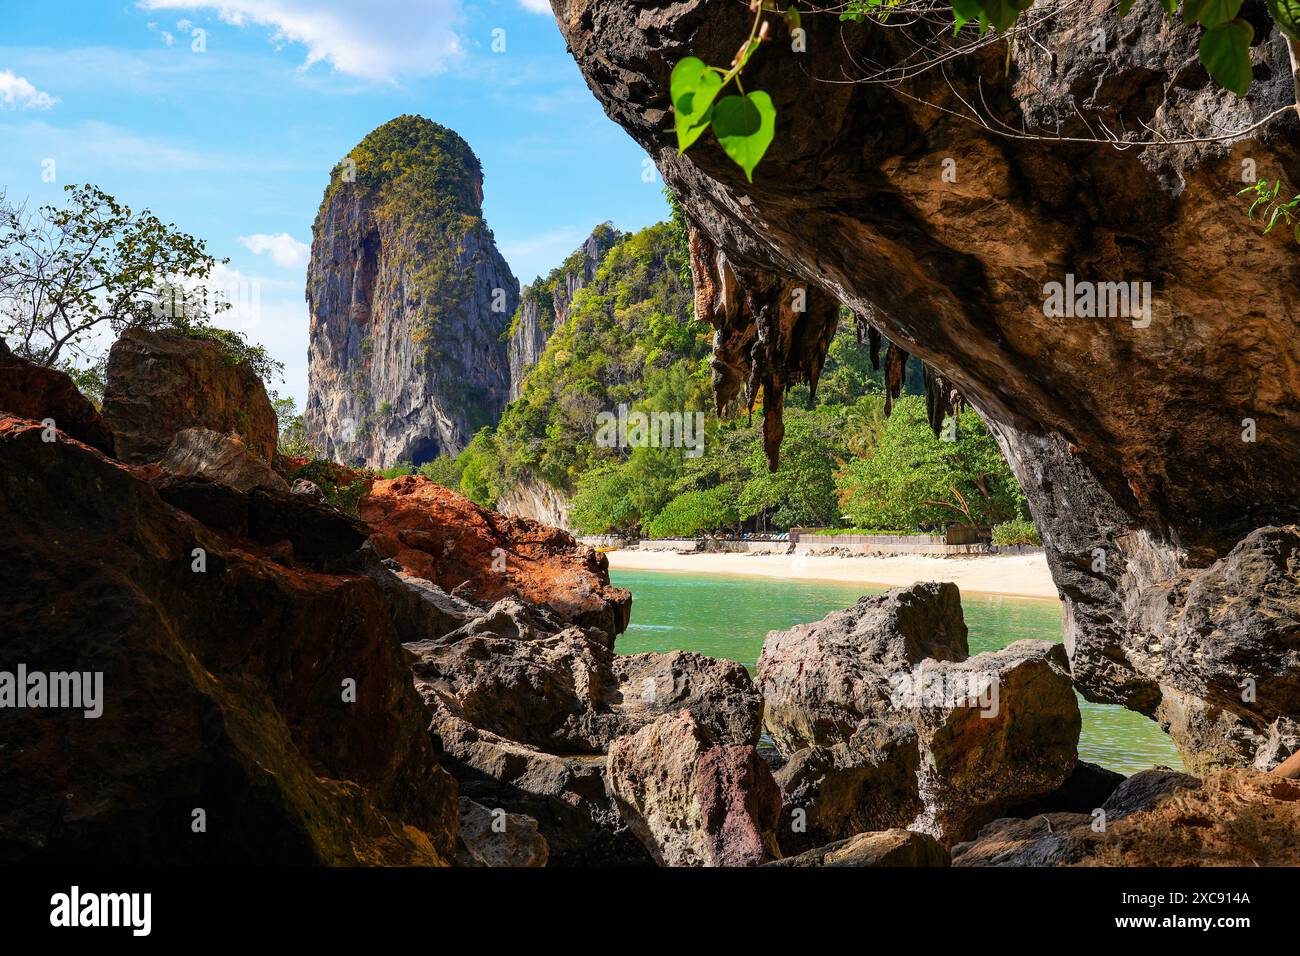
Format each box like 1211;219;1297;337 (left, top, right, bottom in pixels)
1238;178;1300;243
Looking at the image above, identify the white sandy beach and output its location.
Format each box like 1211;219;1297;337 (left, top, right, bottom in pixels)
605;549;1059;600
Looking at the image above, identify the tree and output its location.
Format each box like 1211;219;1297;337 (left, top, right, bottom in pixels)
739;408;848;528
836;395;1025;530
457;428;505;508
0;184;229;369
418;455;465;490
271;395;319;459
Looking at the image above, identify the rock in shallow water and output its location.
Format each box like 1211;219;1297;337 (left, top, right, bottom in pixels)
759;583;1080;847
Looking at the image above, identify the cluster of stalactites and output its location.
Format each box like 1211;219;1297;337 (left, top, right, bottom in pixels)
688;225;961;469
852;315;962;438
688;226;839;470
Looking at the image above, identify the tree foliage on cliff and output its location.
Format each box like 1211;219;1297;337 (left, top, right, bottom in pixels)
427;217;1025;539
835;395;1027;530
323;115;503;345
492;221;710;492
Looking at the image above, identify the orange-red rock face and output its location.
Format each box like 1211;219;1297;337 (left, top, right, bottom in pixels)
360;475;631;636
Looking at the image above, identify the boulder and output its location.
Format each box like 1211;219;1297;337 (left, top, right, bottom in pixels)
373;566;481;646
456;798;548;867
758;582;969;754
102;328;277;465
955;768;1300;867
424;689;651;866
1100;768;1201;818
291;478;326;500
950;813;1102;867
772;726;923;856
0;417;457;864
1079;769;1300;867
0;342;115;455
409;628;620;754
360;474;631;635
758;583;1080;845
606;710;782;867
611;650;762;746
767;828;949;868
159;427;290;493
439;595;576;645
150;473;368;569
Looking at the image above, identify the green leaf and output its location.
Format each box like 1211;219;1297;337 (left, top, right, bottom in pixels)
951;0;984;32
1199;18;1254;96
710;91;777;183
1183;0;1243;27
1119;0;1135;14
671;57;724;154
1267;0;1300;41
981;0;1034;34
1159;0;1177;15
784;5;802;32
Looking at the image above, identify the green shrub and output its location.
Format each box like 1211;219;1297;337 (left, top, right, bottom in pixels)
990;517;1041;547
644;486;740;539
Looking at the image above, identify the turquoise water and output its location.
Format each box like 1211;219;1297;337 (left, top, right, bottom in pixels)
610;569;1183;776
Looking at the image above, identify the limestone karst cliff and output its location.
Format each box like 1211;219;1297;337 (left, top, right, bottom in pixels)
306;115;519;469
507;223;621;401
552;0;1300;770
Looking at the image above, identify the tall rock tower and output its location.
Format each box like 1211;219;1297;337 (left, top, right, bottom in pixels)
306;115;519;468
507;223;620;401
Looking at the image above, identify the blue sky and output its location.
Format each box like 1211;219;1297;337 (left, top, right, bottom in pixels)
0;0;668;406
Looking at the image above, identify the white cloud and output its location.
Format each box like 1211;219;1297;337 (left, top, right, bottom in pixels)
518;0;551;13
0;70;57;110
137;0;465;80
240;232;310;269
